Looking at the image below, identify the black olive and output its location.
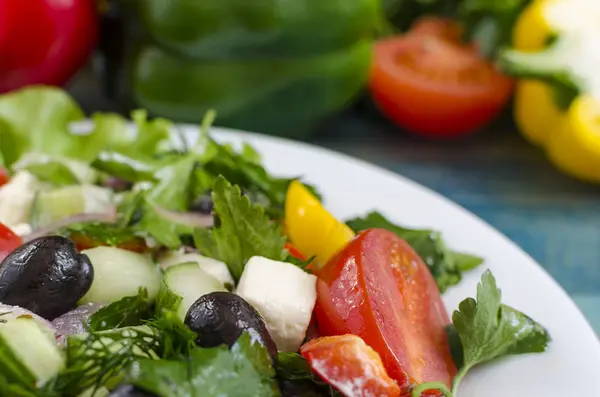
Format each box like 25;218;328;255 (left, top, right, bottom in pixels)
278;380;325;397
184;292;278;361
108;385;157;397
190;193;213;214
0;236;94;320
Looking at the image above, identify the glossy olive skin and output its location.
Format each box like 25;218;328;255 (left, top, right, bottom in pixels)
184;292;278;361
108;385;157;397
0;236;94;320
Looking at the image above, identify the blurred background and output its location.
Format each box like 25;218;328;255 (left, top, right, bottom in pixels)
2;0;600;332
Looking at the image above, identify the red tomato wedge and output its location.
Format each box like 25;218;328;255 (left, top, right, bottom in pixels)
314;228;456;392
301;335;401;397
369;18;514;139
0;168;9;187
0;223;23;262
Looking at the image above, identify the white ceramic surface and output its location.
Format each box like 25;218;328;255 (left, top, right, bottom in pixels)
206;126;600;397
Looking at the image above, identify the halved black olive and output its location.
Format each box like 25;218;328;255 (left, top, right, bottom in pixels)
184;292;278;361
0;236;94;320
108;385;157;397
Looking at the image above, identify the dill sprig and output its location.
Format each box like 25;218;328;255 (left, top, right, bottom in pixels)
40;327;159;397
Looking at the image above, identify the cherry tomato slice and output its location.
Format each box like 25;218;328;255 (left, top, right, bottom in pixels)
314;228;456;392
0;223;23;262
369;18;514;139
301;335;401;397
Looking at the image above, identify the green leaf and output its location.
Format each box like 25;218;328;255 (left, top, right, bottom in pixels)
127;333;279;397
196;135;321;220
132;155;199;248
88;289;153;332
194;176;287;281
0;86;85;166
346;212;483;292
62;222;144;248
450;270;550;394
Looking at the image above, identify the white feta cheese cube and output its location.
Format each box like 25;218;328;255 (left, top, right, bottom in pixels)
0;171;39;228
158;251;234;289
236;256;317;352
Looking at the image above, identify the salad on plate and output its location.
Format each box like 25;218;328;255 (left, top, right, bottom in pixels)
0;87;550;397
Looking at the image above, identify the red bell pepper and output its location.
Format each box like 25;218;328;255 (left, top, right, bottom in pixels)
0;0;98;93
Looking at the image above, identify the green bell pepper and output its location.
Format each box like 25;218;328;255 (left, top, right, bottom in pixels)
121;0;381;138
136;0;382;59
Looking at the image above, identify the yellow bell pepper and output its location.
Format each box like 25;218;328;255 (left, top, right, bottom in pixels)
285;181;355;267
501;0;600;182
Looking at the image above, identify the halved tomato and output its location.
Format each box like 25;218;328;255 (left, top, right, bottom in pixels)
370;18;514;139
301;335;400;397
314;228;456;392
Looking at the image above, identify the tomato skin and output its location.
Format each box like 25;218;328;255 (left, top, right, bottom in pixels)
301;335;401;397
0;168;9;187
314;228;456;392
0;0;98;93
285;242;306;261
0;223;23;262
369;18;514;139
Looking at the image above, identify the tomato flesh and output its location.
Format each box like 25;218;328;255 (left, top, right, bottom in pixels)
70;233;147;253
301;335;401;397
0;223;23;262
369;18;514;139
314;228;456;392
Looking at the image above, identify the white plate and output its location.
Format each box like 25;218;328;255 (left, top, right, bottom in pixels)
206;126;600;397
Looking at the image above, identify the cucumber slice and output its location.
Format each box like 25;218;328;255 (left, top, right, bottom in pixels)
80;247;162;304
158;251;235;290
157;262;226;321
32;185;115;228
0;317;65;387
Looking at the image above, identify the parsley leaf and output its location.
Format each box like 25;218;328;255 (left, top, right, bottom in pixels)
415;270;550;396
127;333;279;397
88;289;153;332
346;212;483;292
194;176;287;281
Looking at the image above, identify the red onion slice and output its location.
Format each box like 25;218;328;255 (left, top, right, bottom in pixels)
0;303;56;333
23;212;119;243
150;205;213;228
52;302;105;339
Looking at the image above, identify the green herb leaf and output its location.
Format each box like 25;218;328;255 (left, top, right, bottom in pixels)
194;176;287;281
450;270;550;394
346;212;483;292
42;327;159;396
127;333;279;397
197;134;320;220
62;222;144;249
88;289;153;332
276;353;343;396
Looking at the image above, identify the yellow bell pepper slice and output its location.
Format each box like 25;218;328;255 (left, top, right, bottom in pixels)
285;181;355;267
514;81;563;147
547;95;600;183
513;0;554;51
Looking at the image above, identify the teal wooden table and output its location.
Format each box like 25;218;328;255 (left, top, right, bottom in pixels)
68;76;600;334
